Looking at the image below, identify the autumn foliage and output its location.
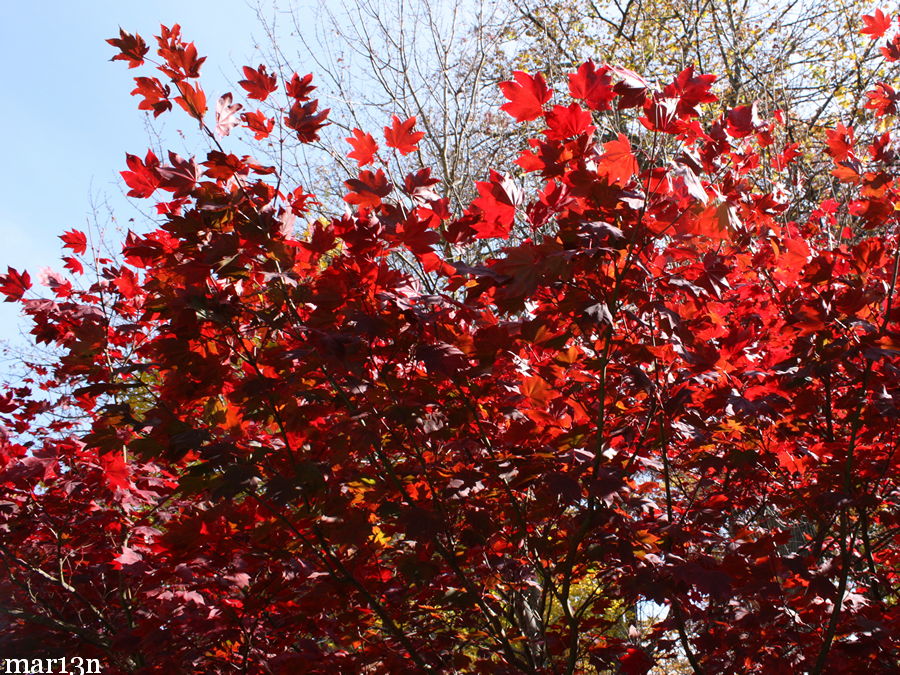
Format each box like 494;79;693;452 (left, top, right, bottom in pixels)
2;13;900;674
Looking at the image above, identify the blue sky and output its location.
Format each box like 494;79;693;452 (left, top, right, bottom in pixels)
0;1;292;348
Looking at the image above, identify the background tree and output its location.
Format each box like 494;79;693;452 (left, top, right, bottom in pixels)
252;0;893;236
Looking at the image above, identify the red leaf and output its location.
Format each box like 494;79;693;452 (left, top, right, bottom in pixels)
865;82;899;117
286;73;315;101
121;150;161;199
726;102;764;138
596;134;638;185
99;451;130;491
238;64;278;101
346;128;378;166
500;71;552;122
114;268;141;299
384;115;425;155
664;67;717;118
641;97;679;133
285;100;330;143
861;9;892;38
156;25;206;80
521;375;554;405
882;34;900;61
773;143;801;171
158;152;200;198
403;168;441;204
0;267;31;301
544;103;595;140
568;61;614;111
202;151;247;181
241;110;275;140
107;28;148;68
131;77;172;117
610;65;649;108
344;169;393;208
619;647;654;675
62;257;84;275
174;80;207;119
289;186;319;215
693;202;737;240
60;230;87;255
472;170;521;239
670;161;708;204
825;123;856;162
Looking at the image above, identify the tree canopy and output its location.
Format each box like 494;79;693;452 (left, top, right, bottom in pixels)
1;7;900;674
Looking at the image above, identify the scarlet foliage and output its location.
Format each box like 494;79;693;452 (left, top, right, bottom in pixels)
2;15;900;674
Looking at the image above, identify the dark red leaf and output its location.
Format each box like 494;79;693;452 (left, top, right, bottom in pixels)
0;267;31;301
107;28;148;68
238;64;278;101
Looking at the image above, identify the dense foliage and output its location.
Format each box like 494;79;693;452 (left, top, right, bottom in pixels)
2;11;900;673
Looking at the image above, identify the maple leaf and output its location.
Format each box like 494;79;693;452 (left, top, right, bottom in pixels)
403;168;441;203
726;102;764;138
882;33;900;60
174;80;207;119
289;186;319;215
284;99;330;143
773;143;801;171
865;82;899;116
0;267;30;301
861;9;892;37
544;103;595;140
472;170;522;238
156;25;206;80
344;169;393;208
610;65;649;108
241;110;275;140
619;647;654;675
131;77;172;117
500;71;552;122
384;115;425;155
107;28;148;68
62;256;84;275
114;268;141;299
214;93;243;137
670;161;708;204
397;216;441;256
346;128;378;166
59;230;88;255
121;150;161;198
238;64;278;101
693;202;738;240
112;546;143;569
521;375;554;405
596;134;638;185
642;96;680;133
286;72;315;100
869;132;896;163
825;123;856;161
568;61;614;111
665;67;718;118
158;152;200;197
202;151;248;180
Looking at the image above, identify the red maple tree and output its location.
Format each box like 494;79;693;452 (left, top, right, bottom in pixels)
1;13;900;673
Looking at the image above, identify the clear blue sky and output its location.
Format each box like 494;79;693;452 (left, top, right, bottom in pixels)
0;1;289;348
